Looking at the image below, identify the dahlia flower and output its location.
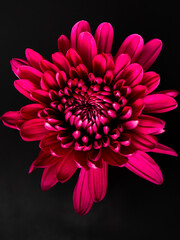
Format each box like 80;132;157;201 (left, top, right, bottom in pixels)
1;20;178;215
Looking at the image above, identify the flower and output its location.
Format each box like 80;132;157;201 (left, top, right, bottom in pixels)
1;20;178;215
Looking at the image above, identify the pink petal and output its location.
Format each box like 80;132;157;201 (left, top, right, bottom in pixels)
20;118;48;141
40;132;59;150
131;133;158;151
115;34;144;62
88;160;108;202
151;143;178;156
25;48;44;71
134;114;165;135
102;147;128;166
123;119;139;130
41;71;58;90
121;63;143;87
77;32;97;71
31;90;51;105
20;104;44;119
155;89;179;98
66;48;82;67
95;22;114;53
70;20;91;49
10;58;29;77
143;94;178;113
92;54;107;77
128;85;147;102
34;151;59;168
52;52;70;75
73;168;93;215
113;54;131;81
14;79;39;100
0;111;22;129
126;151;163;184
17;65;43;84
56;150;77;183
137;39;163;71
131;99;145;116
141;71;160;94
58;35;70;55
40;59;59;73
41;165;58;191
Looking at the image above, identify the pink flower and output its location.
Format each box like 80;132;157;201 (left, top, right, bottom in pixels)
1;20;178;215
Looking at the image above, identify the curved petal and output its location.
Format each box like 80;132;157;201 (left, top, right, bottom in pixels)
151;143;178;156
126;151;163;185
137;39;163;71
95;22;114;53
20;103;44;119
52;52;70;75
113;54;131;81
131;133;158;151
14;79;39;100
10;58;29;77
0;111;22;129
41;165;58;191
88;160;108;202
17;65;42;84
141;71;160;94
58;35;70;55
73;168;93;215
25;48;44;71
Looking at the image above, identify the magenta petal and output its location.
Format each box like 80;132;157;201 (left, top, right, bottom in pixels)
126;151;163;185
88;160;108;202
56;150;77;183
143;94;178;113
1;111;22;129
10;58;29;77
17;65;43;84
102;147;128;166
121;63;143;87
58;35;70;55
151;143;178;156
131;133;158;151
31;90;51;105
25;48;44;71
66;48;82;67
92;54;107;77
155;89;179;98
73;168;93;215
115;34;144;62
113;54;131;81
40;59;59;73
41;71;58;90
20;104;43;119
137;39;163;71
95;22;114;53
70;20;91;49
14;79;39;100
52;52;70;75
77;32;97;71
20;118;48;141
34;151;59;168
41;165;58;191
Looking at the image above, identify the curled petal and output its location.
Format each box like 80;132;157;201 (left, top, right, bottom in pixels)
143;94;178;113
73;168;93;215
137;39;163;71
95;22;114;53
58;35;70;55
126;151;163;185
25;48;44;71
115;34;144;62
0;111;22;129
41;165;58;191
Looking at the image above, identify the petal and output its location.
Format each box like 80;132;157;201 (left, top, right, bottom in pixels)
88;160;108;202
25;48;44;71
66;48;82;67
74;151;89;169
126;151;163;184
40;59;59;73
92;54;107;77
134;114;165;134
0;111;22;129
128;85;147;102
70;20;91;49
41;71;58;90
137;39;163;71
56;150;77;183
14;79;39;100
20;103;44;119
141;71;160;94
73;168;93;215
102;147;128;166
155;89;179;98
123;119;139;130
41;165;58;191
151;143;178;157
52;52;70;75
20;118;48;141
131;133;158;151
143;94;178;113
17;65;43;84
58;35;70;55
113;54;131;81
31;90;51;105
34;151;59;168
77;32;97;71
115;34;144;62
10;58;29;77
95;22;114;53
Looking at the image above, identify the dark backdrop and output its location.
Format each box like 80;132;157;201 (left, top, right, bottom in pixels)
0;0;179;239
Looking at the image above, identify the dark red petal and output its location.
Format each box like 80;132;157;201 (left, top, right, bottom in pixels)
141;71;160;94
66;48;82;67
58;35;70;55
41;165;58;191
102;147;128;166
20;104;44;119
131;133;158;151
126;151;163;184
74;151;89;169
1;111;22;129
155;89;179;98
121;63;143;87
73;168;93;215
52;52;70;75
92;54;106;77
34;151;60;168
40;59;59;73
113;54;131;81
14;79;39;100
31;90;51;105
41;71;58;90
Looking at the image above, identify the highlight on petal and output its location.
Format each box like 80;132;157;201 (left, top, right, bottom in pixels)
137;39;163;71
25;48;44;71
88;160;108;202
0;111;22;129
41;165;58;191
95;22;114;53
73;168;93;215
115;34;144;62
126;151;163;184
143;94;178;113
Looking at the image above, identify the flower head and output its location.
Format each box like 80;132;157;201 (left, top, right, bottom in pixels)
1;20;178;215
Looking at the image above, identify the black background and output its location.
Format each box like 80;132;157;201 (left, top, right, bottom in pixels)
0;0;180;239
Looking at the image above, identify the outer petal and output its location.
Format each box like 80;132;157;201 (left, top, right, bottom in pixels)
70;20;91;49
137;39;162;71
20;118;48;141
17;65;42;84
41;165;58;191
73;168;93;215
115;34;144;62
88;160;108;202
151;143;178;157
0;111;22;129
20;104;44;119
25;48;44;71
141;71;160;94
95;22;114;53
143;94;178;113
77;32;97;71
14;79;39;100
10;58;29;77
126;151;163;184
